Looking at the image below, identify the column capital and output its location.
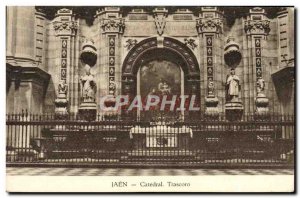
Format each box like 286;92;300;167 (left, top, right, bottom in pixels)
196;7;223;35
244;7;270;36
96;7;125;34
53;8;78;37
100;18;125;34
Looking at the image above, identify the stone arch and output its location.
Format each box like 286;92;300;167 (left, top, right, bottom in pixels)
121;37;201;119
122;37;200;77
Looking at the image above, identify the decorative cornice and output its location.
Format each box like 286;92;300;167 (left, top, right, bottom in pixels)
196;18;223;34
100;18;125;34
53;20;78;36
6;64;51;87
244;19;270;36
56;8;73;16
35;6;283;27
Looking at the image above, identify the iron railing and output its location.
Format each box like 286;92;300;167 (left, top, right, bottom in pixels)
6;111;295;167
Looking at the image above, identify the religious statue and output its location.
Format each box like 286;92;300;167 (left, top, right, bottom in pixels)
109;78;116;95
80;64;97;102
208;80;215;96
205;80;219;118
226;69;240;101
78;38;98;121
158;79;171;95
54;80;68;119
58;80;68;97
256;77;265;94
224;36;243;121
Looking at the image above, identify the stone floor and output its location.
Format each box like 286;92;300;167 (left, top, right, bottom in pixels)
6;167;294;176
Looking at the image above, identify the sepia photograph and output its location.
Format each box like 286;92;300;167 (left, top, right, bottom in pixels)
4;3;295;193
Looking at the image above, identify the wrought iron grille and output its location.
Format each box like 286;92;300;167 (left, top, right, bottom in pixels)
6;111;294;167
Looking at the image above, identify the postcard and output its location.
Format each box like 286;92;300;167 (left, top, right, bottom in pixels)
6;5;295;193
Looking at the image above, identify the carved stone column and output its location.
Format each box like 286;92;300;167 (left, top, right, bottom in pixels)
97;7;125;118
53;8;78;114
196;7;223;117
244;7;270;114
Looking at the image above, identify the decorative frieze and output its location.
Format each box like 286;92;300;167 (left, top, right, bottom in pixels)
100;18;125;34
60;39;68;81
254;38;262;79
196;18;223;35
53;8;78;36
206;36;214;82
244;7;270;36
53;21;78;36
244;20;270;36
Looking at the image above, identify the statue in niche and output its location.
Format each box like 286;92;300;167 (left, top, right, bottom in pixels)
256;77;265;94
80;64;97;102
226;68;240;102
158;78;171;95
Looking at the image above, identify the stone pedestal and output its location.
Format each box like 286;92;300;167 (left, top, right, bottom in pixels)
204;81;219;119
102;96;118;120
78;102;97;121
54;80;69;125
54;95;68;119
205;96;219;119
254;93;270;120
225;102;244;121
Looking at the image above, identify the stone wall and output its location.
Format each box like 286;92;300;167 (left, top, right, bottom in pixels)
6;6;295;116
